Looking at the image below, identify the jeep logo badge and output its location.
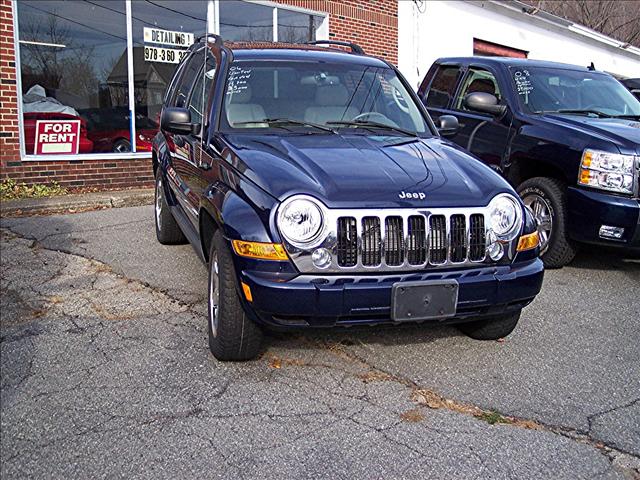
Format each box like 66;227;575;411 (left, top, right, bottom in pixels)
399;191;426;200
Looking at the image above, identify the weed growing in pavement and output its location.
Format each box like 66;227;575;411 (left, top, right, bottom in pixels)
0;179;68;201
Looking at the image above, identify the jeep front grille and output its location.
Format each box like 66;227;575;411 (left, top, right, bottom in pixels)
336;211;487;269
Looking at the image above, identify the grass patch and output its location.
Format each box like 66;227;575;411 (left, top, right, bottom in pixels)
0;179;68;201
476;411;513;425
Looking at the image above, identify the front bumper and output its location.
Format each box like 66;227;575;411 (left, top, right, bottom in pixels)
236;258;544;328
567;187;640;249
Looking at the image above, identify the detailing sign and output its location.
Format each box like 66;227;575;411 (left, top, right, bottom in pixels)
143;27;193;64
34;120;80;155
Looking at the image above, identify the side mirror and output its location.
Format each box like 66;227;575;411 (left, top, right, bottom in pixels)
463;92;507;116
161;107;199;135
437;115;459;138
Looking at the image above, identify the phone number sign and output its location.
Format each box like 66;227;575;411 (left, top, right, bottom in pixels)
144;46;188;64
34;120;81;155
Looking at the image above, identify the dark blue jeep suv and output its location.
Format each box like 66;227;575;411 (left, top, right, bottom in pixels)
153;37;543;360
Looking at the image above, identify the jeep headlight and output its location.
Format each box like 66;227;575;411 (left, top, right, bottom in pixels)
277;196;324;246
487;194;522;240
578;149;637;195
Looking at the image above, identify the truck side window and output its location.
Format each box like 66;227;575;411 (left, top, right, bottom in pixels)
425;65;461;109
173;48;206;108
187;54;217;126
455;68;502;111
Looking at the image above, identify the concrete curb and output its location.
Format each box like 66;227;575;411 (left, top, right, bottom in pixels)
0;188;154;216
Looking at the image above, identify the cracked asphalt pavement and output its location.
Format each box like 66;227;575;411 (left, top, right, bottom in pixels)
1;206;639;479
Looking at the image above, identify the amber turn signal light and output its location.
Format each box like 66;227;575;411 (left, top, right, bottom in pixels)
516;231;540;252
232;240;288;261
241;282;253;302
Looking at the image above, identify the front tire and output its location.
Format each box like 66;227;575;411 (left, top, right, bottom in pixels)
155;174;186;245
208;231;263;361
459;311;521;340
518;177;578;268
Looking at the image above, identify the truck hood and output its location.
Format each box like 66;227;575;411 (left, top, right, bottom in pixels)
220;133;514;209
543;114;640;153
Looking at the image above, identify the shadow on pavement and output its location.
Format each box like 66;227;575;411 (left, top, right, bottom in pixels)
567;246;640;273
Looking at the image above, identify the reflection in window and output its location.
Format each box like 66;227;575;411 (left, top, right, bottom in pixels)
17;0;129;154
130;0;207;151
277;10;323;43
220;1;273;42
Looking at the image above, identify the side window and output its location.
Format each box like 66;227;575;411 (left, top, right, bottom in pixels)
173;48;205;108
425;65;461;109
455;68;502;111
187;54;217;125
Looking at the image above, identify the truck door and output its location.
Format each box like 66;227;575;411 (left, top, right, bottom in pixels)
448;67;512;173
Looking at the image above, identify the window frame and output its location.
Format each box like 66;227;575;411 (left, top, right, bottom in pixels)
452;66;503;113
424;63;462;110
12;0;328;161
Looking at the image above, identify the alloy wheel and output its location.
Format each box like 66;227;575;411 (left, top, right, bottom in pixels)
522;193;553;254
209;253;220;337
155;177;163;230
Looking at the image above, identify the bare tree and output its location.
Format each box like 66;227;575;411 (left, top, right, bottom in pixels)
21;14;98;102
525;0;640;47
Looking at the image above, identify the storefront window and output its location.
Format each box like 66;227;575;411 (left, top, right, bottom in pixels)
17;1;130;155
220;1;273;42
15;0;327;159
130;1;208;153
277;9;323;43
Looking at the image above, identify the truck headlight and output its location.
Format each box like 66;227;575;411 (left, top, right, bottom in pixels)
487;194;522;240
578;149;636;195
277;196;324;246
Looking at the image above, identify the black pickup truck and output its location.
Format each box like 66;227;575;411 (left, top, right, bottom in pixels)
419;58;640;267
153;37;543;361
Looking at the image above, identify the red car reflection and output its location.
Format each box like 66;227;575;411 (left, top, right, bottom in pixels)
88;128;156;153
23;112;94;154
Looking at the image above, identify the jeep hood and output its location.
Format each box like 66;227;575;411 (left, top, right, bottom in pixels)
543;114;640;153
220;133;514;209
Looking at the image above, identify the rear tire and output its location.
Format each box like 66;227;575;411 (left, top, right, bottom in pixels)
155;174;186;245
208;231;263;361
459;311;521;340
518;177;578;269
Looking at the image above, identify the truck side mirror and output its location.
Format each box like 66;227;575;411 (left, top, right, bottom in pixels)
161;107;199;135
463;92;507;116
437;115;459;138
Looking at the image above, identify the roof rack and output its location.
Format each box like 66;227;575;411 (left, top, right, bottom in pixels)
305;40;365;55
195;34;223;48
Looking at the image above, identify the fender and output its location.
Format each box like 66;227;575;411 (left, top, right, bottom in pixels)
200;180;278;243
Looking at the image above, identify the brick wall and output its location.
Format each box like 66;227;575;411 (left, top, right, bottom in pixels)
276;0;398;64
0;0;19;165
0;0;398;190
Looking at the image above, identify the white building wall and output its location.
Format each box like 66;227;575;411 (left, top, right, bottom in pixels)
399;0;640;89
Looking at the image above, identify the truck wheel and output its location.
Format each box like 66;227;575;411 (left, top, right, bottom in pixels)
459;311;520;340
155;174;186;244
208;231;263;361
517;177;577;268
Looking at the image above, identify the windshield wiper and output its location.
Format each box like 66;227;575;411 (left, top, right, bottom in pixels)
233;118;336;133
611;114;640;121
327;120;418;137
540;109;613;118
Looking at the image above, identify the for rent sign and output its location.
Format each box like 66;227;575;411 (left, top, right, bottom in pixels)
34;120;81;155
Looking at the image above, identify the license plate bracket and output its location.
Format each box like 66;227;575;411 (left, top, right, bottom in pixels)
391;280;458;321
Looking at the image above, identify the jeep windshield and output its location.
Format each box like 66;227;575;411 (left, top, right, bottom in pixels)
510;66;640;118
221;60;431;136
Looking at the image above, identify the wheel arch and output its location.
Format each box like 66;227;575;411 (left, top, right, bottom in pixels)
199;187;275;263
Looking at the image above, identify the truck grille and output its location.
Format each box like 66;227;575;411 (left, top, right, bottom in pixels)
336;212;487;269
